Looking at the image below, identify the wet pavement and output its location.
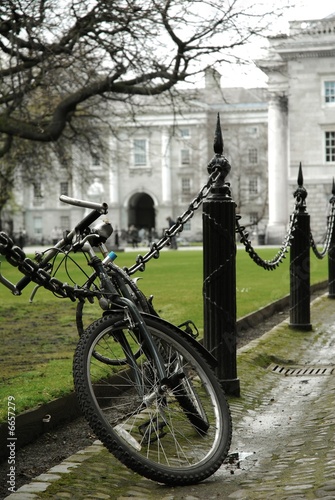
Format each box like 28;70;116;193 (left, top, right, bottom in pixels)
4;293;335;499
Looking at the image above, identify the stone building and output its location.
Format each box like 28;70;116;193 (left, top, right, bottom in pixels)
257;12;335;244
7;13;335;248
11;69;269;247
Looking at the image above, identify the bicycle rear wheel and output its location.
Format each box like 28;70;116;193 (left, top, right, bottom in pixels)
73;313;232;486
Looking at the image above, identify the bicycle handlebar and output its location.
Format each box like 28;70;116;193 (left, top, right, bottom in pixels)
59;195;108;213
60;195;109;234
0;195;110;296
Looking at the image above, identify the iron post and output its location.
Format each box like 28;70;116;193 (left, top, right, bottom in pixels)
328;179;335;298
203;114;240;397
289;163;312;330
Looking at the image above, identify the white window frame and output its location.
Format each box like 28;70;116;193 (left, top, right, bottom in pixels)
248;148;258;165
60;216;70;232
133;138;148;167
181;177;191;194
180;128;190;138
33;216;43;237
60;181;69;196
91;151;101;168
181;148;190;165
249;176;259;196
249;212;259;225
33;182;43;206
325;131;335;163
324;81;335;104
248;126;259;136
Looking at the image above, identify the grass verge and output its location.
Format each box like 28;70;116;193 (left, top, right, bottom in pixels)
0;247;328;421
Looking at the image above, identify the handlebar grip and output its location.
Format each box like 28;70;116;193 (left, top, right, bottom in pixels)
60;195;108;213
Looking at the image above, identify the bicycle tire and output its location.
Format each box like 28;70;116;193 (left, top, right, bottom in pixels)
73;313;232;486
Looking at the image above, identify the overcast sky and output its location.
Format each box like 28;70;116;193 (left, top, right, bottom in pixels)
218;0;334;88
288;0;334;20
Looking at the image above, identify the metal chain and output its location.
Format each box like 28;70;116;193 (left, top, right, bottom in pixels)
0;233;99;301
2;166;334;288
124;168;221;275
236;211;297;271
310;201;335;259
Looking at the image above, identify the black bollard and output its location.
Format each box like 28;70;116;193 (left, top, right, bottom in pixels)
203;114;240;397
289;163;312;330
328;179;335;298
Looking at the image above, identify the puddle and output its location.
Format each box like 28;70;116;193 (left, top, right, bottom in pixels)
223;451;257;475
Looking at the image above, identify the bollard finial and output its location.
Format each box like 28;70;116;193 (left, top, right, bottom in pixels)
213;113;224;155
294;162;307;210
297;162;303;187
207;113;231;183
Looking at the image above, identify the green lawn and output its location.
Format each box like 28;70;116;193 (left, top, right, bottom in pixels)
0;247;328;421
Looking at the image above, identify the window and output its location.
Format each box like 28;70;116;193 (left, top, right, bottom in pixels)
33;216;42;237
325;131;335;162
249;177;259;195
181;149;190;165
33;182;42;198
180;128;190;138
60;182;69;196
60;216;70;231
92;153;100;167
181;177;191;194
133;139;147;166
248;148;258;164
249;212;259;225
33;182;43;206
325;82;335;104
248;126;259;136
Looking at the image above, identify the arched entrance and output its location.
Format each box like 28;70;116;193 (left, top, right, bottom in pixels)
128;193;155;231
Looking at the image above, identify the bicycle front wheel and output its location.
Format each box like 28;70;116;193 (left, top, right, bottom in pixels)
73;314;232;486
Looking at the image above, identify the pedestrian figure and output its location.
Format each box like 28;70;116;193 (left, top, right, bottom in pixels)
166;217;178;249
129;225;139;248
18;229;26;249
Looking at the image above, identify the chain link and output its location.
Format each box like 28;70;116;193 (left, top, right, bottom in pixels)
1;167;334;289
236;212;297;271
310;201;335;259
0;232;99;301
124;169;221;275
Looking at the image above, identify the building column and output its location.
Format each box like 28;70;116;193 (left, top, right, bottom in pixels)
109;167;119;204
266;93;289;244
161;127;172;203
109;138;119;205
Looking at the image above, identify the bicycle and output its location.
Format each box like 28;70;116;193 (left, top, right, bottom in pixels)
0;195;232;486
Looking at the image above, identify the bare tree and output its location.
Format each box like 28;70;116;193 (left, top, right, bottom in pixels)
0;0;287;221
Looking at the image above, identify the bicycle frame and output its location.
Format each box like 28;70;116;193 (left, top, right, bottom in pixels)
80;241;167;382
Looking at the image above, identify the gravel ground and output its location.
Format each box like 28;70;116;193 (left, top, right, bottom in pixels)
0;297;312;499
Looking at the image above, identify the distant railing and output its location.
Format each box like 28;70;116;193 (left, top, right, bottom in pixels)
126;114;335;397
289;19;335;36
202;115;335;396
